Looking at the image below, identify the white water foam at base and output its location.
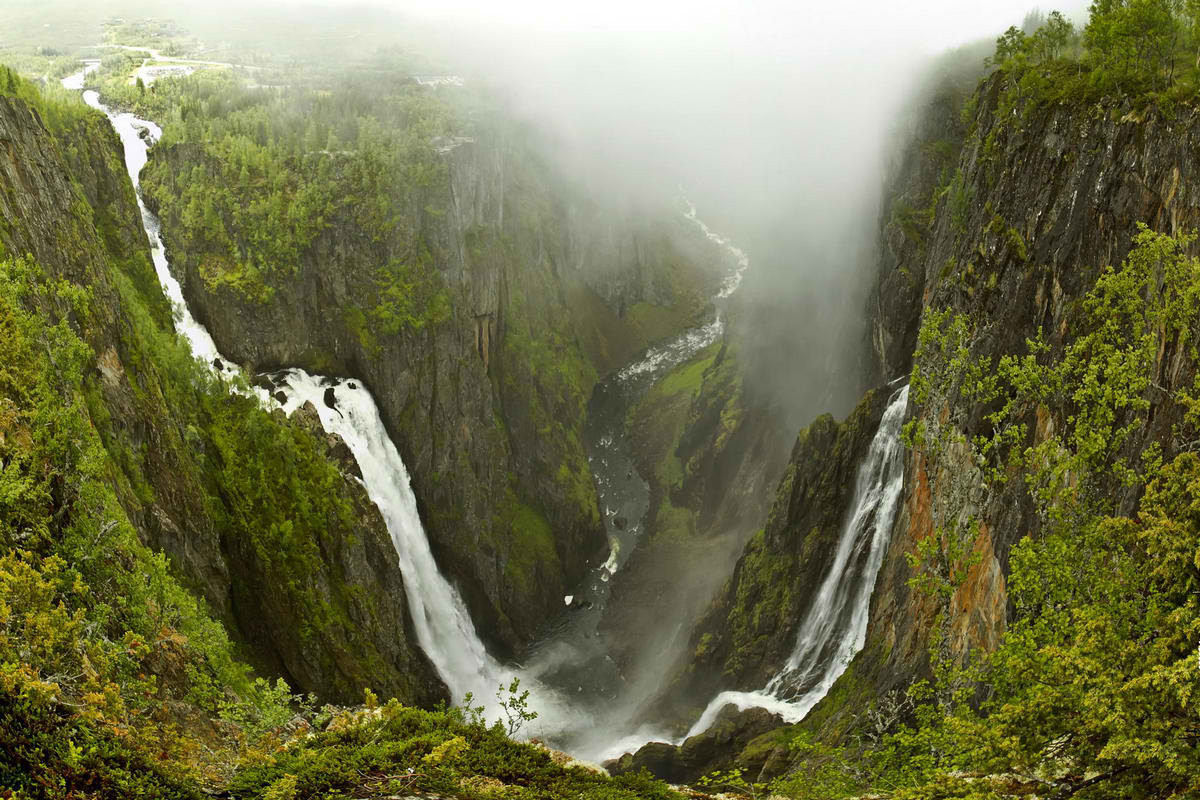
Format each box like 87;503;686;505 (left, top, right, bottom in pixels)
679;384;909;742
69;65;578;740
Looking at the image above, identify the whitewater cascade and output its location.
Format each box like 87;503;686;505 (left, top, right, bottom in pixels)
67;68;574;735
680;383;909;740
67;57;850;758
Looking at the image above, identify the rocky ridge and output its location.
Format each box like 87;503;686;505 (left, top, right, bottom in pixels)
143;116;723;658
0;89;446;707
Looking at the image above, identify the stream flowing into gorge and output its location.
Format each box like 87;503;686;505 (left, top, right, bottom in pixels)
520;199;751;758
67;60;899;764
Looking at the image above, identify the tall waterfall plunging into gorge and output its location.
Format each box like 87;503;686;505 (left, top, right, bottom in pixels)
680;383;909;740
67;59;900;760
70;71;575;738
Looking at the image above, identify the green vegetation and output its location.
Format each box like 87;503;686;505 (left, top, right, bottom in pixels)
0;254;297;789
498;492;560;598
631;343;721;499
0;63;93;131
120;55;456;313
753;227;1200;799
499;224;603;531
229;699;683;800
626;339;750;549
720;528;797;678
690;390;885;692
987;1;1200;109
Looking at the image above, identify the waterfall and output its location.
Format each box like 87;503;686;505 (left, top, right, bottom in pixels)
64;58;901;757
259;370;570;727
67;68;573;736
680;383;909;741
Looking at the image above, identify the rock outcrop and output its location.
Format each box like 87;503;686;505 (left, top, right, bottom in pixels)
606;705;784;785
0;91;446;706
142;113;720;657
598;335;794;716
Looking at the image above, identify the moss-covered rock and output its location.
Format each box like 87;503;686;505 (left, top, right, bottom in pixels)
0;76;446;715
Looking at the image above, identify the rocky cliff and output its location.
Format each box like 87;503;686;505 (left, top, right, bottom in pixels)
141;99;721;657
0;89;445;707
864;70;1200;692
637;65;1200;780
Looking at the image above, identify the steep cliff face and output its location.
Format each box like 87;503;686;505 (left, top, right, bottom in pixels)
142;108;719;656
648;68;1200;779
869;86;971;383
864;71;1200;686
0;91;445;707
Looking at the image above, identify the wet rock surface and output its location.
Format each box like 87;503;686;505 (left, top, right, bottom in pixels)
605;705;784;784
143;128;718;657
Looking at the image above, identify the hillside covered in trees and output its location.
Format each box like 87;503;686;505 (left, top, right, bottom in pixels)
1;1;1199;798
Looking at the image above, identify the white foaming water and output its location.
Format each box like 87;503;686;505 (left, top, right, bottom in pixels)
616;197;747;382
680;384;909;741
66;65;576;737
415;75;466;88
617;317;724;381
265;370;574;732
60;60;100;90
682;198;750;301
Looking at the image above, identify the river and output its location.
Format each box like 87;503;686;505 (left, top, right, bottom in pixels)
63;57;899;765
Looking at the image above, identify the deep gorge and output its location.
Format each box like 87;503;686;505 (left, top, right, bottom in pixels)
1;4;1199;797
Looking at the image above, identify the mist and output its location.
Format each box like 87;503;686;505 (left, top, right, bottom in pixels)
4;0;1080;418
385;2;961;428
4;0;1080;423
327;0;1080;424
2;0;1086;757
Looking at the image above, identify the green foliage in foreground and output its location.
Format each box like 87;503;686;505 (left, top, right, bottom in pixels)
230;700;682;800
0;687;200;799
0;254;298;790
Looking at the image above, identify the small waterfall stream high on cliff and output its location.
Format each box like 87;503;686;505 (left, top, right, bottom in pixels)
679;383;909;740
68;67;577;737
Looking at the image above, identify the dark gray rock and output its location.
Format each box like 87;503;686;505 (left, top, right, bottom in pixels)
606;705;784;784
